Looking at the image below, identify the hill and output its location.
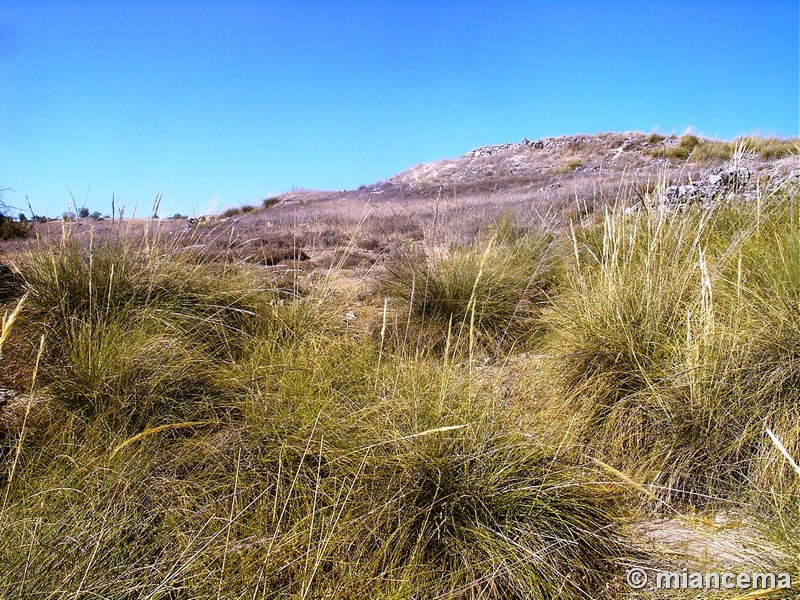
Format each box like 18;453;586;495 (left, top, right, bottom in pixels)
5;133;797;270
276;131;797;205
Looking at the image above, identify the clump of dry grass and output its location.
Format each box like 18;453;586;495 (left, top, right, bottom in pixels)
649;134;703;160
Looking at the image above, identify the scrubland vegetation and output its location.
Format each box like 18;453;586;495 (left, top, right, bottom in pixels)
0;170;799;598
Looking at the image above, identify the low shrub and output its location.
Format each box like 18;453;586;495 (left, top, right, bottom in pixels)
0;215;30;241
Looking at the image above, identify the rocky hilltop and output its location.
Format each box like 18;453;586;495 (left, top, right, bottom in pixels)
278;132;798;210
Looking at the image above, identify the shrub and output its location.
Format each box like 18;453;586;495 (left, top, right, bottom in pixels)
0;215;29;241
263;196;281;208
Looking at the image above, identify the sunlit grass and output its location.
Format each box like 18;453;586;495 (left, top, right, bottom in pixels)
2;169;800;597
0;223;632;599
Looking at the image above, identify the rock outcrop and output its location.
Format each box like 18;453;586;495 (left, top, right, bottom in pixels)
661;168;753;208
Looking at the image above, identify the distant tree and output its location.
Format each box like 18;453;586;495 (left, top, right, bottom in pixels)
89;211;102;220
0;188;10;217
18;213;28;223
0;188;30;240
77;207;90;219
62;211;76;221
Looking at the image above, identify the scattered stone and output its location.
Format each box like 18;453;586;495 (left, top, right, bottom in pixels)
0;388;17;409
661;168;752;209
462;142;519;159
521;138;544;149
462;137;546;159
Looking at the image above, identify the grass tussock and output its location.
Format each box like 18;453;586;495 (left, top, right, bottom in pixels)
543;187;800;506
383;220;560;354
551;158;583;174
11;235;280;431
694;136;800;161
649;134;702;160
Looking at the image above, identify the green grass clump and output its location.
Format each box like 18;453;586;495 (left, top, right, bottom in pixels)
358;426;629;599
0;369;632;598
649;134;702;160
544;210;711;496
14;235;278;429
551;158;583;174
650;134;798;163
383;227;559;353
263;196;281;208
232;349;632;598
693;136;799;162
220;204;258;218
542;186;800;505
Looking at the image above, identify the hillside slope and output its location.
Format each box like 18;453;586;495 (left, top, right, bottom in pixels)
277;132;798;206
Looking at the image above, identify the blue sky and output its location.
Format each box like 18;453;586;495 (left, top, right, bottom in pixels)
1;1;797;218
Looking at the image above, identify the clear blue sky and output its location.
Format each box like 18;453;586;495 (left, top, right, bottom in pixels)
1;1;797;218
